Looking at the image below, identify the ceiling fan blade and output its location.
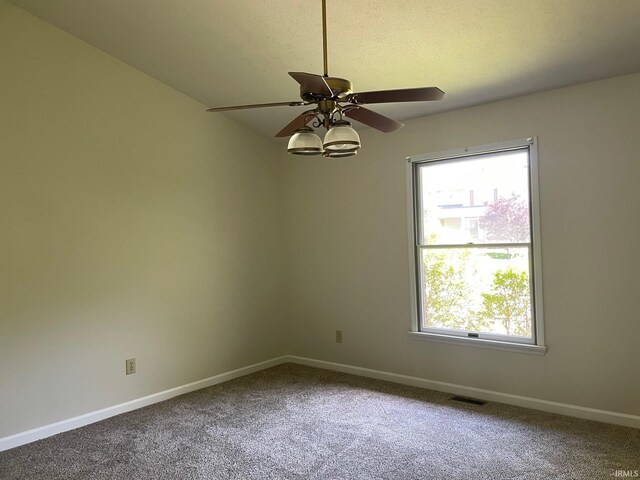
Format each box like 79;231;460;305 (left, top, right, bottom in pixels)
207;101;304;112
347;87;444;105
289;72;333;96
275;110;316;138
344;107;404;133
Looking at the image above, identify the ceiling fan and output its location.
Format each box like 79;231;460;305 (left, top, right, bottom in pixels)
206;0;444;157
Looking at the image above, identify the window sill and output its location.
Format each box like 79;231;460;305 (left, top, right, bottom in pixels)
408;332;547;355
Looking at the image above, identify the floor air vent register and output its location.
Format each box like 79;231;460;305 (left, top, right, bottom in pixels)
451;396;487;406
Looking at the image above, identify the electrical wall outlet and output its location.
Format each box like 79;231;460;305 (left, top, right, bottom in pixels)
335;330;343;344
126;358;136;375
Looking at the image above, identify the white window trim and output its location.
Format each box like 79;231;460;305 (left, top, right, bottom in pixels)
406;137;546;355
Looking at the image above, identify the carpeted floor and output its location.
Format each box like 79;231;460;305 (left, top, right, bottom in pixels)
1;364;638;479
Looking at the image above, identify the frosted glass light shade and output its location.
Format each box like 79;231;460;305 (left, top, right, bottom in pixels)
287;127;323;155
323;121;360;154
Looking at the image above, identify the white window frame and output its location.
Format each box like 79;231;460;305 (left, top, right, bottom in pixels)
406;138;546;355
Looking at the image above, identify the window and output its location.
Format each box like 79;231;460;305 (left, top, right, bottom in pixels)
407;138;545;354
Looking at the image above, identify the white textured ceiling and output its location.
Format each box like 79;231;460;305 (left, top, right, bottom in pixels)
10;0;640;140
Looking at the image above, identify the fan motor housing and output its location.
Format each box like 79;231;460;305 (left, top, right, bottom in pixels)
301;76;353;101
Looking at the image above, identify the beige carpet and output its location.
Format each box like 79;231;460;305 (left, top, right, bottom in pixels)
1;363;638;479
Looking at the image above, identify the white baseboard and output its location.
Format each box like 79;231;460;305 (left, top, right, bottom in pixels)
284;355;640;429
0;356;289;452
2;354;637;452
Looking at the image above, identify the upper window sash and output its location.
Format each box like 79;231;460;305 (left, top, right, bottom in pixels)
414;146;533;247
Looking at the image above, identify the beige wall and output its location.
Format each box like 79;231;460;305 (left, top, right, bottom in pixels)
0;1;286;438
283;73;640;416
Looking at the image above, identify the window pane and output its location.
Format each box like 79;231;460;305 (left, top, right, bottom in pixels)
419;246;533;339
418;150;531;245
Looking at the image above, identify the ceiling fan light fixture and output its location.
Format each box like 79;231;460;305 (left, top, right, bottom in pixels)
323;120;360;154
206;0;444;159
287;127;324;155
